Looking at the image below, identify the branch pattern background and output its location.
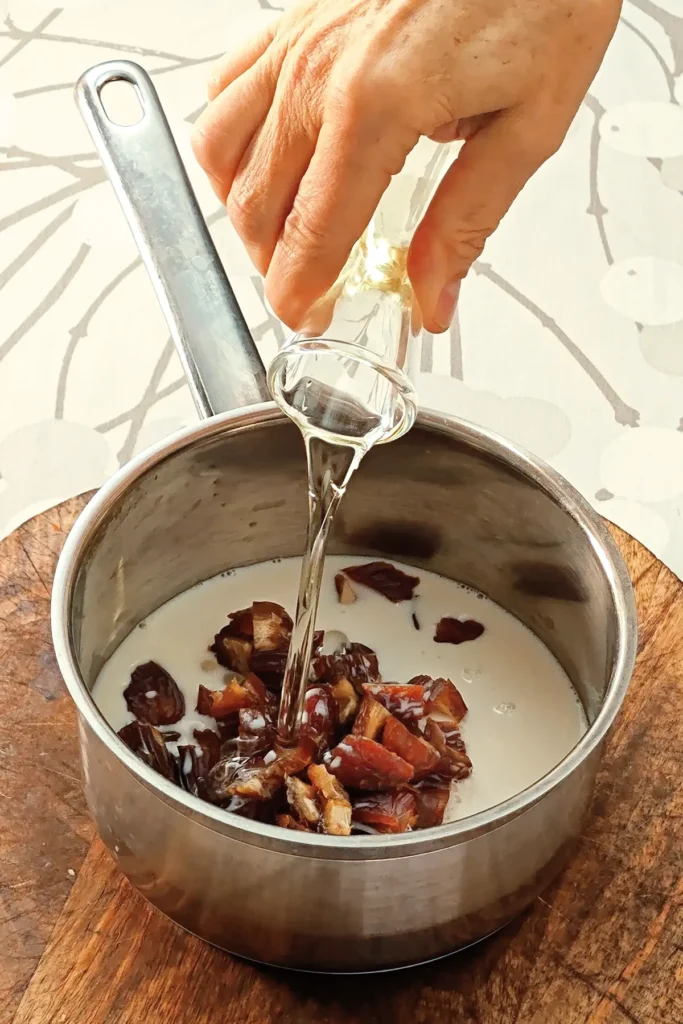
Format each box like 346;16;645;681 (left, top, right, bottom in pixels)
1;0;683;578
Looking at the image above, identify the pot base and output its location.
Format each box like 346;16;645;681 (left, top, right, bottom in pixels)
109;834;577;972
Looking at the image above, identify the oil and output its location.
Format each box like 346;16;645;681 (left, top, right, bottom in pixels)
270;235;419;745
276;433;363;744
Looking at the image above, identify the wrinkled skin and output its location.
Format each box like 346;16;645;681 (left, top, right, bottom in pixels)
193;0;621;333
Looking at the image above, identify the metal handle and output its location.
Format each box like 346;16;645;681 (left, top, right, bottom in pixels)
75;60;269;419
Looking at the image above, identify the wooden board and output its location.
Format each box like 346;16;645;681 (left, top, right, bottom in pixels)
1;497;681;1024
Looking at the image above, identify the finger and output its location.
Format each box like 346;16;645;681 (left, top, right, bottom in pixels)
207;21;279;101
191;62;276;205
227;85;317;276
408;108;562;333
428;120;461;144
265;119;417;330
428;112;496;144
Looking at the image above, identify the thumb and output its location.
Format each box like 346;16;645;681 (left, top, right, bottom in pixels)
408;109;558;333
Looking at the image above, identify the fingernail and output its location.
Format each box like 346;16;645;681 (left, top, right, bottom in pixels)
434;280;461;331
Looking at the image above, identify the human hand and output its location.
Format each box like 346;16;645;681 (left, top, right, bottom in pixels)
193;0;621;333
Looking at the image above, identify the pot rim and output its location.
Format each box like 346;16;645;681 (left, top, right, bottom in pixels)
51;402;637;858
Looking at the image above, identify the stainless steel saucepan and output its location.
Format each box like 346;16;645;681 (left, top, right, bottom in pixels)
51;60;637;972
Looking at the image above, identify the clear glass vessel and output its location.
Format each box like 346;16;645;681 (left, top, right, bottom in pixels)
267;138;456;448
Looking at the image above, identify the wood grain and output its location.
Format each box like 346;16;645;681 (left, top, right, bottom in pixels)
0;495;94;1019
1;506;681;1024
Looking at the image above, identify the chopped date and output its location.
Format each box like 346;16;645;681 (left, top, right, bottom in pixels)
434;616;485;645
438;721;469;753
240;673;269;703
407;674;431;687
277;813;313;832
206;753;255;803
227;771;276;803
226;794;277;823
323;798;352;836
127;588;480;836
302;686;338;747
124;661;185;726
413;783;451;828
327;736;414;790
238;706;272;735
250;649;288;689
251;601;293;652
363;683;425;730
312;642;380;691
228;739;317;802
196;684;214;716
352;696;390;741
330;678;360;725
216;713;240;744
382;716;441;780
200;674;266;719
276;737;319;776
285;776;321;826
118;721;177;782
178;729;221;798
308;762;349;804
227;769;278;803
210;679;259;719
424;678;468;726
226;756;282;802
211;629;252;673
224;607;254;639
251;631;325;690
307;763;352;836
228;631;325;693
425;720;473;781
236;706;275;756
353;789;418;834
334;573;357;604
193;728;222;767
343;561;420;603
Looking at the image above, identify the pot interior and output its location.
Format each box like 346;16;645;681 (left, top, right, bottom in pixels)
69;413;624;725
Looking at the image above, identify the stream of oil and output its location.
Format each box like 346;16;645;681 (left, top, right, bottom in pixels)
273;375;402;744
271;244;416;744
275;430;364;744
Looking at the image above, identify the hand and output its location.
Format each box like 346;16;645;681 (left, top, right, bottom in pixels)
193;0;621;333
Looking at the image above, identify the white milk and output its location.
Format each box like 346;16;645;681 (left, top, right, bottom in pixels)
92;555;587;823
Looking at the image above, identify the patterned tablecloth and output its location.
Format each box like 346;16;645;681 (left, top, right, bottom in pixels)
1;0;683;578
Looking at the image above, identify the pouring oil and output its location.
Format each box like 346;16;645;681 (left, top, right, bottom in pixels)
268;238;419;744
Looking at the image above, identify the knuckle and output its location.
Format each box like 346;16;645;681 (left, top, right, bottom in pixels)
190;123;214;174
325;80;364;129
265;273;306;331
225;178;263;244
442;225;490;267
330;63;388;126
280;200;328;262
333;63;372;114
283;30;332;92
267;291;299;331
190;126;230;203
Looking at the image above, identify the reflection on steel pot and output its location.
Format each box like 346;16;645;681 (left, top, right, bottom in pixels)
50;62;637;972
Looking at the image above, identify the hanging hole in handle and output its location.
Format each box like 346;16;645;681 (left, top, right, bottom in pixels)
99;78;144;127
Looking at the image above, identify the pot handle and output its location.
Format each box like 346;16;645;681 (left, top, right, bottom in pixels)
75;60;270;419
